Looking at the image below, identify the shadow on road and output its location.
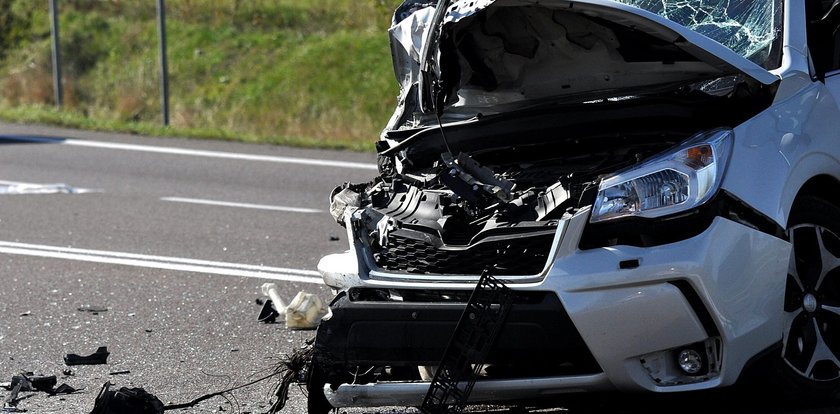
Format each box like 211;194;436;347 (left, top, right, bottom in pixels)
456;388;840;414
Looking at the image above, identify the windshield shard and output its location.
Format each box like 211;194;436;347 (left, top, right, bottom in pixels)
615;0;781;67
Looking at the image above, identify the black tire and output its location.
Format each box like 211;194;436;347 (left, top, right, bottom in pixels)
774;196;840;400
306;363;334;414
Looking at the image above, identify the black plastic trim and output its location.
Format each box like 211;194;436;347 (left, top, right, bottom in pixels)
669;280;720;338
313;290;602;376
580;190;785;249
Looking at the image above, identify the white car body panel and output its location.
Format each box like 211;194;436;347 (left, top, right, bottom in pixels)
314;0;840;406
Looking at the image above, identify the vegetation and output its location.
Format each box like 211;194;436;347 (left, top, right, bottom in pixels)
0;0;403;151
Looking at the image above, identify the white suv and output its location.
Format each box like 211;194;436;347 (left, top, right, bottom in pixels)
313;0;840;411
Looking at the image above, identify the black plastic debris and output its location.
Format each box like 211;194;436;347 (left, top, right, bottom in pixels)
53;384;78;395
10;374;56;393
329;236;340;241
77;305;108;315
89;382;164;414
257;299;279;323
268;341;315;413
108;371;130;376
3;381;22;411
65;346;110;366
420;271;514;414
0;372;77;413
17;311;30;317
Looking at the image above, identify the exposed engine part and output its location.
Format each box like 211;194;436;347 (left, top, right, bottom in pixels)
439;152;514;204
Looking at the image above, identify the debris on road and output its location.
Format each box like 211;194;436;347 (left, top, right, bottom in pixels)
0;183;98;195
267;342;314;413
89;382;164;414
17;311;30;317
260;283;287;317
8;374;56;393
64;346;110;366
52;384;78;395
108;371;130;376
256;285;331;329
3;381;22;412
62;369;73;377
285;292;331;330
77;305;108;315
257;299;279;324
162;367;284;411
0;372;81;410
329;236;340;241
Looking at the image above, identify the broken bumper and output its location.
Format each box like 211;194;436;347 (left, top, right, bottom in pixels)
324;374;613;407
316;208;791;402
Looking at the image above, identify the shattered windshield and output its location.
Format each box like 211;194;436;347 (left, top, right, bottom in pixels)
615;0;782;67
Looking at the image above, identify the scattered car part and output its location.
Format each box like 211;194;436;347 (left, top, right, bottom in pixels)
65;347;109;366
77;305;108;314
10;374;56;393
419;271;514;414
257;299;280;324
285;292;331;330
52;383;78;395
0;182;98;195
261;283;288;317
268;342;316;413
89;382;164;414
3;382;22;412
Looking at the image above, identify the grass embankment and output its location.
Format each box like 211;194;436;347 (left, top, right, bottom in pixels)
0;0;401;151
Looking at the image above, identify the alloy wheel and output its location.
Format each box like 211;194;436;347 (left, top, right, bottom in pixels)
783;223;840;381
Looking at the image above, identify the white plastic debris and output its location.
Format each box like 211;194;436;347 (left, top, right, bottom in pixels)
0;182;100;195
285;292;332;329
260;283;287;317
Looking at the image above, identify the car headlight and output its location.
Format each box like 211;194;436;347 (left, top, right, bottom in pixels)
590;128;733;223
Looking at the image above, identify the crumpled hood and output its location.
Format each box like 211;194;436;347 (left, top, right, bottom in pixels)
385;0;779;131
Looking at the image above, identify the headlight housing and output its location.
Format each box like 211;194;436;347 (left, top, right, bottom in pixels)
590;128;733;223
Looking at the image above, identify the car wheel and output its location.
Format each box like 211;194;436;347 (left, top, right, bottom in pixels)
779;196;840;398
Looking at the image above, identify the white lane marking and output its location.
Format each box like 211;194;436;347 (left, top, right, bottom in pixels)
161;197;323;214
64;139;377;170
0;135;377;170
0;241;323;284
0;241;321;275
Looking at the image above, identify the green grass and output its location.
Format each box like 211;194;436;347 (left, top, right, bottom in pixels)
0;0;402;151
0;104;372;151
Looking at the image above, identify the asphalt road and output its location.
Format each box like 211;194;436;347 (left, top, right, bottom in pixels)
0;122;835;414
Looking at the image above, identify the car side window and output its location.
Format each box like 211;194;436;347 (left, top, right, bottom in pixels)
808;0;840;78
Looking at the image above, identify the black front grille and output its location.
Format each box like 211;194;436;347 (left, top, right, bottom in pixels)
314;290;603;376
372;232;555;275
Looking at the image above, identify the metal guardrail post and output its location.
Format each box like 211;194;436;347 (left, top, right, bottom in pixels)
156;0;170;126
49;0;63;108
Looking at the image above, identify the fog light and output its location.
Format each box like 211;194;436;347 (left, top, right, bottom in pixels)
677;349;703;374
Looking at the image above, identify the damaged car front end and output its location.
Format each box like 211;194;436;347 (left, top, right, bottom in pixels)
310;0;840;411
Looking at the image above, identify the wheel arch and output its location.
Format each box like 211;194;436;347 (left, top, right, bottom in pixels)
789;174;840;221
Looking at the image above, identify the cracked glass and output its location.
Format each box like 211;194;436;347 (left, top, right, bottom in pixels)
615;0;783;68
